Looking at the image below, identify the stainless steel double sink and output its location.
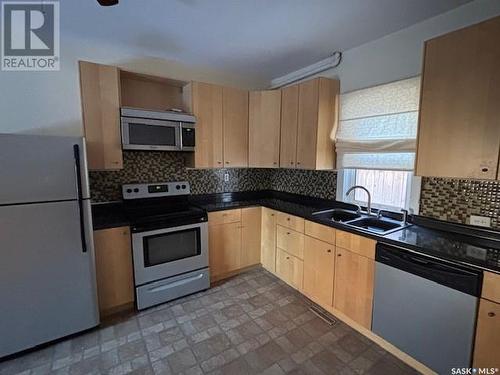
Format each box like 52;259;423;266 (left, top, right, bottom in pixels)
312;208;410;235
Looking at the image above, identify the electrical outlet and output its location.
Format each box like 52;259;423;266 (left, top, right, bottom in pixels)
224;173;229;182
470;215;491;228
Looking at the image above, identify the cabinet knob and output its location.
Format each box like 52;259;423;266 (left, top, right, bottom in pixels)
482;167;489;173
488;312;496;317
217;161;222;164
337;253;342;257
271;214;274;217
290;161;294;165
327;249;332;253
286;256;290;260
287;218;290;221
297;162;301;165
225;161;229;164
273;162;277;165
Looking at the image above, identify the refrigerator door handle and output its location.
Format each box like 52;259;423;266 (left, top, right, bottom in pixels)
73;144;87;253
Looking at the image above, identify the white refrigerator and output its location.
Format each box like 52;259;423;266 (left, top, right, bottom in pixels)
0;134;99;358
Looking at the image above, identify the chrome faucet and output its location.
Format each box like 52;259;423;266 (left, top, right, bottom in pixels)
346;185;373;216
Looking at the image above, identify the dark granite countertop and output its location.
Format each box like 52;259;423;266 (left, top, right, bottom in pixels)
92;190;500;274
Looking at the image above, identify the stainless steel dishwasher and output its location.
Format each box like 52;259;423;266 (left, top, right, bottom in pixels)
372;243;482;374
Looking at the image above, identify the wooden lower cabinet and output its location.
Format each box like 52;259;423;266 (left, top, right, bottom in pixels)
276;225;304;259
334;247;375;329
93;226;134;317
208;222;242;279
241;207;262;268
261;208;277;273
276;248;303;291
303;236;335;307
474;298;500;368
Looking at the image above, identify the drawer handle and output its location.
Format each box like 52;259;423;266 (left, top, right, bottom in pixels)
488;312;496;317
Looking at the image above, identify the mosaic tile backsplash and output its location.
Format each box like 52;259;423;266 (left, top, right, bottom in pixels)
89;152;500;231
420;177;500;230
89;151;337;202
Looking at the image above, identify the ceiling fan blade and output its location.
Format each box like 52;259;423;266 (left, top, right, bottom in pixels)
97;0;119;6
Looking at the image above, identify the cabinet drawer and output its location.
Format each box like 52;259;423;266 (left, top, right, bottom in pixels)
336;230;375;259
305;220;335;244
276;248;303;291
482;272;500;303
277;212;304;232
208;209;241;225
277;225;304;259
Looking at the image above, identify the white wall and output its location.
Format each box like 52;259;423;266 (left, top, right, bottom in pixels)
323;0;500;93
0;34;266;137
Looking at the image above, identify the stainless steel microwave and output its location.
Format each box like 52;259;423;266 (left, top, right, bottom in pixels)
121;107;196;151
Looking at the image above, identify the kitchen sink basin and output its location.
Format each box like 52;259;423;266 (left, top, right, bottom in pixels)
345;217;403;234
312;208;362;223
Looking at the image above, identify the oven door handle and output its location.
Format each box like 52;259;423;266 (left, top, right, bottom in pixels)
146;273;205;293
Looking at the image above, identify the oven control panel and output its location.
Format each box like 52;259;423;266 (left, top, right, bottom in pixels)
123;181;190;199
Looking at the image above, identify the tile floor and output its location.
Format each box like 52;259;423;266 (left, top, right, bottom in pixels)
0;268;420;375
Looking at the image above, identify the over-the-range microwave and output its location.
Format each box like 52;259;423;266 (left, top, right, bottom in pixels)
121;107;196;151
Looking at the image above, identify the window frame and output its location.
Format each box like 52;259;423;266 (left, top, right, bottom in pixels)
337;168;421;214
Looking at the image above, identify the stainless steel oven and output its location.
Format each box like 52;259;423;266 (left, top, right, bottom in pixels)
121;107;196;152
124;181;209;310
132;222;208;286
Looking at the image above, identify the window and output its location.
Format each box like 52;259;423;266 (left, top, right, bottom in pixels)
334;77;421;212
340;169;413;211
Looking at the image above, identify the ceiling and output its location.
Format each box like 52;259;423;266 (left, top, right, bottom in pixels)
61;0;472;80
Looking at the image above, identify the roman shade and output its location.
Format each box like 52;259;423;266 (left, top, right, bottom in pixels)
334;77;420;171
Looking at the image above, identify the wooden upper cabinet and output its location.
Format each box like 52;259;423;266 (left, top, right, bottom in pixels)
79;61;122;171
280;85;299;168
223;87;249;167
249;90;282;168
416;16;500;179
296;78;339;170
184;82;224;168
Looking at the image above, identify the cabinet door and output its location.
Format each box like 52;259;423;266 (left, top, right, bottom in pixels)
241;207;262;268
189;82;224;168
93;226;134;317
334;248;375;329
416;16;500;179
261;208;277;273
296;79;319;169
474;298;500;368
209;222;241;278
280;85;299;168
303;236;335;307
223;87;249;167
79;61;122;170
249;90;282;168
276;248;303;291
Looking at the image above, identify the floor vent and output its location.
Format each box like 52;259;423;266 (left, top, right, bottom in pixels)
307;301;338;326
